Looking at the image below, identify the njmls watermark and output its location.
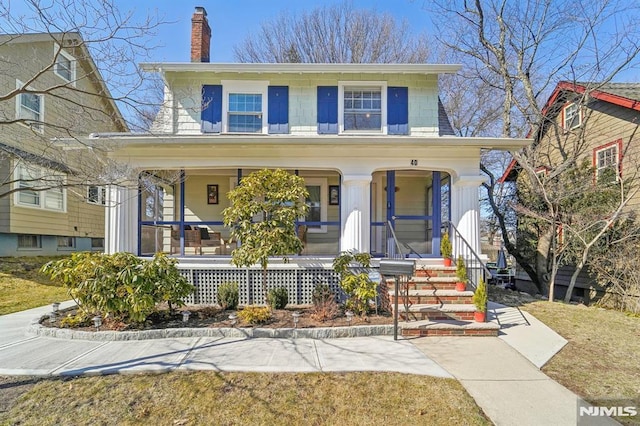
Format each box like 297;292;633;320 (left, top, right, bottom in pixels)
577;399;639;425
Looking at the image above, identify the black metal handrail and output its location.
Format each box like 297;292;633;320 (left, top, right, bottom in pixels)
442;220;492;290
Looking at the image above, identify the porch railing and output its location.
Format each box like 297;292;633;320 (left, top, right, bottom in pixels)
442;220;491;290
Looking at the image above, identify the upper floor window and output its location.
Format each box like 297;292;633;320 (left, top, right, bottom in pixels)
594;140;621;183
87;185;106;205
228;93;262;133
338;82;387;134
16;80;44;132
53;45;76;84
563;102;581;130
14;163;66;212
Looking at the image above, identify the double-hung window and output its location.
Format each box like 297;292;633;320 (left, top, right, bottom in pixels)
563;102;581;130
16;80;43;132
14;163;66;212
594;140;621;183
221;80;268;134
338;82;387;134
228;93;262;132
53;44;76;84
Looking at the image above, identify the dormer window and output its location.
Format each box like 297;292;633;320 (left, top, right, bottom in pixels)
563;102;581;130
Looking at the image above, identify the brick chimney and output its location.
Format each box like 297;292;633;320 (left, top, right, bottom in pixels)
191;6;211;63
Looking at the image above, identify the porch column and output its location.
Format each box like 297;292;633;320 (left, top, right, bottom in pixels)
105;184;138;254
340;175;372;253
450;175;486;255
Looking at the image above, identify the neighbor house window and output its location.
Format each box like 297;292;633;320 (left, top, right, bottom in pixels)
303;178;327;233
339;82;387;134
563;102;581;130
16;80;44;132
87;185;106;205
17;234;41;249
57;236;75;248
91;238;105;250
14;163;66;212
594;140;621;183
53;45;76;83
228;93;262;132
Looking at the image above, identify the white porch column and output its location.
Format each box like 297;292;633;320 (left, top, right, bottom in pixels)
105;184;139;254
450;175;486;255
340;175;372;253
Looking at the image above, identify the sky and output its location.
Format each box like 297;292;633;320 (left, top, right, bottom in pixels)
127;0;432;63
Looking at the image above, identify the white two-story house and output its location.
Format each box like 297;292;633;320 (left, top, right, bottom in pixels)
98;7;527;284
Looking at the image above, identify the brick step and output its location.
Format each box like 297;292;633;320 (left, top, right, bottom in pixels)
388;289;474;305
399;319;499;337
415;266;457;278
385;276;463;291
393;303;476;321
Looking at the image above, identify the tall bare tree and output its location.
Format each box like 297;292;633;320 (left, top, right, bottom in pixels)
234;1;430;63
428;0;640;296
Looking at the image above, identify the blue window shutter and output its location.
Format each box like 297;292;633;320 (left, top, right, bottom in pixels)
387;87;408;135
268;86;289;134
317;86;338;134
202;85;222;133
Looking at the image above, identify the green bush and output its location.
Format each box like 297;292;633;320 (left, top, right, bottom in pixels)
473;278;488;313
41;252;194;323
238;305;272;324
333;251;376;315
312;284;334;305
267;287;289;309
217;282;239;310
456;256;467;282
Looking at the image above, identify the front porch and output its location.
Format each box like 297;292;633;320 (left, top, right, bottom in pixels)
129;168;456;259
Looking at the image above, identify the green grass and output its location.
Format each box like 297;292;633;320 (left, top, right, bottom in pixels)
522;301;640;405
0;256;69;315
0;372;490;426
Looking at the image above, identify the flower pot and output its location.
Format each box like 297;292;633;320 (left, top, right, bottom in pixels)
455;281;466;292
474;311;486;322
443;258;453;267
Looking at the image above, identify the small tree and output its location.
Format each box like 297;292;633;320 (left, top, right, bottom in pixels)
223;169;308;303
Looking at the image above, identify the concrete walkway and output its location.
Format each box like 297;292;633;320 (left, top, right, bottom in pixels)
0;301;619;425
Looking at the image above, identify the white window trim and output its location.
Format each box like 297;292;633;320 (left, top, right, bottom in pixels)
87;185;107;205
53;44;76;85
221;80;269;134
563;102;582;130
15;79;44;133
13;163;67;212
303;178;328;233
594;144;620;182
338;81;387;135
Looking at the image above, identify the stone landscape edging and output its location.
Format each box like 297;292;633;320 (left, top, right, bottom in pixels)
29;315;394;341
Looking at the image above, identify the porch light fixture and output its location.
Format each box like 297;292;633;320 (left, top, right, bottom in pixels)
92;315;102;331
292;311;301;328
182;310;191;323
228;312;238;327
345;310;354;326
52;302;60;313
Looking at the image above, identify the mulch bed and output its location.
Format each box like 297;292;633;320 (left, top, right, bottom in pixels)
42;305;394;332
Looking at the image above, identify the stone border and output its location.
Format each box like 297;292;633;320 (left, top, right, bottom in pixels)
29;316;394;341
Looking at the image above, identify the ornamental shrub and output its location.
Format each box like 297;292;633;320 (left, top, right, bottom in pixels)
332;251;376;315
238;305;272;324
41;252;194;323
266;287;289;309
217;282;239;310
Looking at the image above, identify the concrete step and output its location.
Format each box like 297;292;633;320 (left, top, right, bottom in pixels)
393;303;476;321
399;319;499;337
415;265;457;278
388;289;474;305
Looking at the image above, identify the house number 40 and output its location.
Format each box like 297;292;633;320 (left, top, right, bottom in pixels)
410;159;418;166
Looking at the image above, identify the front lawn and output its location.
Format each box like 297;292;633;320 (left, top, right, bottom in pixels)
0;257;69;315
0;372;490;425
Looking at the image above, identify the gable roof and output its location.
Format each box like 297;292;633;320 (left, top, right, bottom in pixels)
500;81;640;182
0;142;74;174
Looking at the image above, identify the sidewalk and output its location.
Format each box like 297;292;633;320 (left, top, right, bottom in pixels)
0;302;618;425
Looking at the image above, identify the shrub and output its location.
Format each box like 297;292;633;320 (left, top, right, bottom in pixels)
59;313;90;328
41;252;194;323
217;282;239;310
266;287;289;309
473;278;488;313
333;251;376;315
456;256;467;282
238;305;272;324
311;284;339;322
440;231;452;259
